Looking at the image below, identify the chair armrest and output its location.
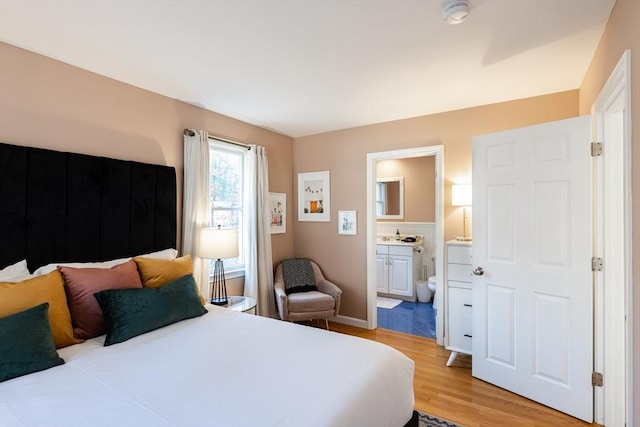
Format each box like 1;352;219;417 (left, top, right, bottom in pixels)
274;266;289;320
317;279;342;316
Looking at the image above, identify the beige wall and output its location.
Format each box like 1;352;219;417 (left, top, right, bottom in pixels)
294;91;578;320
376;156;435;223
0;42;295;294
578;0;640;421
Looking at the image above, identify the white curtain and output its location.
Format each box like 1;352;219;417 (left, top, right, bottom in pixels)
244;145;275;317
182;130;212;300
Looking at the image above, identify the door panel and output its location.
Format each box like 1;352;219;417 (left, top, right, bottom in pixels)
472;116;592;422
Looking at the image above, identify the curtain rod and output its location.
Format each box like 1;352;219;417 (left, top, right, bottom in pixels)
183;129;251;150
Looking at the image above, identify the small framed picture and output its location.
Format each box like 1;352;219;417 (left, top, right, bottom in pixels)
338;210;357;235
269;192;286;234
298;171;330;222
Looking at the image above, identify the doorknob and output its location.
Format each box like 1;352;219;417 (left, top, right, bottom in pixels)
473;267;484;276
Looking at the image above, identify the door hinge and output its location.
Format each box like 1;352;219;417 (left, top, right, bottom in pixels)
592;372;603;387
591;142;603;157
592;257;603;272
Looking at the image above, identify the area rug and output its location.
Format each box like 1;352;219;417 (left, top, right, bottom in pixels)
418;411;463;427
376;296;403;309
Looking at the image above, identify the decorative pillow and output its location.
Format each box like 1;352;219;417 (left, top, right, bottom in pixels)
0;303;65;382
94;274;208;346
58;260;143;339
133;254;205;303
0;271;82;348
33;248;179;276
33;257;130;276
0;259;30;281
281;258;317;295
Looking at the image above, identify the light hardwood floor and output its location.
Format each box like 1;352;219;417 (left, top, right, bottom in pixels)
328;322;599;427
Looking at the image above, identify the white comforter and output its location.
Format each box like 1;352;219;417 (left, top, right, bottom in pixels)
1;306;415;427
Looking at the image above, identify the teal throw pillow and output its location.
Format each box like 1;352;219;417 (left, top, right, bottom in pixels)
0;303;65;382
95;274;208;346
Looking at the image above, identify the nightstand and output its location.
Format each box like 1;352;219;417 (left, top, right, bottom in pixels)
444;240;473;366
224;296;257;313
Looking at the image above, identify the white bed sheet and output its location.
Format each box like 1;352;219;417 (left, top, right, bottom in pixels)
1;305;415;427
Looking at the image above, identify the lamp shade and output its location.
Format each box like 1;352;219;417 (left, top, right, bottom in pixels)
199;227;239;260
452;184;472;207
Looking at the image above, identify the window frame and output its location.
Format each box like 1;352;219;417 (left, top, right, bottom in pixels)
208;139;246;278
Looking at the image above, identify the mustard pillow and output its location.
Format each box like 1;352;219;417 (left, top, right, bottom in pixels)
133;255;205;303
0;270;83;349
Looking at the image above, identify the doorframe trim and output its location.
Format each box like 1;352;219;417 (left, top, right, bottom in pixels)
591;49;633;426
366;146;445;344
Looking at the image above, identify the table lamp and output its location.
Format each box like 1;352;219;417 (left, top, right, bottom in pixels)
452;184;472;241
199;225;239;305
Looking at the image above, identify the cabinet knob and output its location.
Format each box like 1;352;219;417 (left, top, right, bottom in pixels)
472;266;484;276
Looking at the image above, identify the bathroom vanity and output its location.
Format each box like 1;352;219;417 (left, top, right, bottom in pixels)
376;237;422;300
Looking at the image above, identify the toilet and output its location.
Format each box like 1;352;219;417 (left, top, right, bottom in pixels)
428;276;437;306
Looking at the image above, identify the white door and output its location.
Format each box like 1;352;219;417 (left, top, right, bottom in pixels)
471;116;593;422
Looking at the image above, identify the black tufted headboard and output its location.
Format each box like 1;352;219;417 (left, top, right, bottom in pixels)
0;142;177;272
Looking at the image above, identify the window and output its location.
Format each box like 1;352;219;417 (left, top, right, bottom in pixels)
209;141;245;275
376;181;386;216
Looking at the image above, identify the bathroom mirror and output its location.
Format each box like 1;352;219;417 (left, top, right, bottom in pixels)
376;176;404;219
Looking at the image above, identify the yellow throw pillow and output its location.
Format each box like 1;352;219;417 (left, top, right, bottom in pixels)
0;270;83;348
133;255;205;304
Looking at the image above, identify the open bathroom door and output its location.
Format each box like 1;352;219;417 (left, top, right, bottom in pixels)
471;116;593;422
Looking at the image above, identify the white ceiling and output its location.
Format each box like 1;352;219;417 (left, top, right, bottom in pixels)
0;0;615;138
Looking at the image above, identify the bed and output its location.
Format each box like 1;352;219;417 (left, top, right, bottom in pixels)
0;142;416;427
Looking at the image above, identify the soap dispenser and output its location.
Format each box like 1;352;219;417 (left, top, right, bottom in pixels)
395;229;401;241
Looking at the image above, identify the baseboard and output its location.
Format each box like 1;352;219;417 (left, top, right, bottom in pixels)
331;315;369;329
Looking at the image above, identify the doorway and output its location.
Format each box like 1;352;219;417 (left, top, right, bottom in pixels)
366;146;445;345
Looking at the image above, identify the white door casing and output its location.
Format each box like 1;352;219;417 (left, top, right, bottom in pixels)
471;116;593;422
366;146;444;340
591;49;632;427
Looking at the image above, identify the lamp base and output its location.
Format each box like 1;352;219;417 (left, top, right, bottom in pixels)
456;236;472;241
210;258;228;306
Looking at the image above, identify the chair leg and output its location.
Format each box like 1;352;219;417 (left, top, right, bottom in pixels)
324;318;329;330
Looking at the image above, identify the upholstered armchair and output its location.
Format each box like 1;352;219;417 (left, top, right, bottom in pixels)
274;258;342;330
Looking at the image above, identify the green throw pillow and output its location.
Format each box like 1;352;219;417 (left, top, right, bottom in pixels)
94;274;208;346
0;303;65;382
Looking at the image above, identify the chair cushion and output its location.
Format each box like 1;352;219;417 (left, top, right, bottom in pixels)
287;291;335;313
281;258;317;295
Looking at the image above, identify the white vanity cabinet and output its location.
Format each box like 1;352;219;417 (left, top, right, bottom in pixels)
376;243;419;299
444;240;473;366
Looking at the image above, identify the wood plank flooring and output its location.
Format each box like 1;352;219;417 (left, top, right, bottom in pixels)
328;322;599;427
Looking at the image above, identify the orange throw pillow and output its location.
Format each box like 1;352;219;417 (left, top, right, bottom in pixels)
133;255;205;304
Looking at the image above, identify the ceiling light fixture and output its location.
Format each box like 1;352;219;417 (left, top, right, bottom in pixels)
443;0;470;25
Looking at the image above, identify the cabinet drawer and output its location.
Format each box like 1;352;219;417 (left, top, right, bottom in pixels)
448;318;472;351
447;245;472;264
389;245;413;257
448;263;472;282
449;287;472;320
376;244;389;255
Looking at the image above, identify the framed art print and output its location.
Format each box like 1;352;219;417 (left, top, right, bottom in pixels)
338;210;357;235
269;192;286;234
298;171;330;222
